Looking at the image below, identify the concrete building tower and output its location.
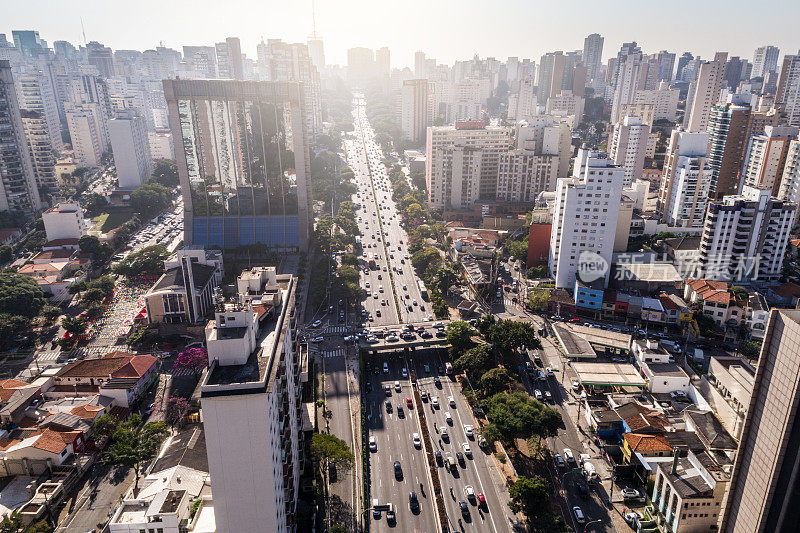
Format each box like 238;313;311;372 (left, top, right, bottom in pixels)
608;115;649;187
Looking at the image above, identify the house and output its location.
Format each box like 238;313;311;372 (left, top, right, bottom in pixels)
0;428;80;466
683;410;738;456
640;362;691;395
641;297;666;323
586;408;624;439
622;433;673;463
41;202;90;242
767;281;800;308
48;352;158;408
662;236;701;278
684;279;745;326
658;293;687;325
574;279;604;312
616;402;672;434
0;378;42;426
745;292;769;339
548;288;576;315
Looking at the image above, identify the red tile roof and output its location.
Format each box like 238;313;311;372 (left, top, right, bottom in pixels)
0;379;30;402
44;238;79;248
704;291;731;305
59;353;156;380
776;282;800;300
70;405;104;420
658;294;680;311
624;433;673;453
110;355;157;379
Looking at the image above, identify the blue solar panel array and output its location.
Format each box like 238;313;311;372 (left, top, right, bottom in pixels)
192;215;300;249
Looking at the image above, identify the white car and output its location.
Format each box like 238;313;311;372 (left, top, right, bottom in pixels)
445;412;452;425
431;397;439;408
412;433;421;448
464;425;474;438
563;448;576;463
394;380;401;392
546;367;554;377
462;442;472;457
369;436;377;452
448;396;456;407
401;367;408;378
534;389;543;401
464;485;475;500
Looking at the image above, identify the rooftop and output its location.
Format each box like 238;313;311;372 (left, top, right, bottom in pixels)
572;362;647;388
615;262;682;283
151;262;217;293
685;410;738;451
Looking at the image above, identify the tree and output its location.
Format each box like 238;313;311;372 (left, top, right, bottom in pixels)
103;414;169;493
0;314;28;350
40;304;61;322
174;347;208;381
83;192;108;213
311;432;354;490
92;413;121;442
149;159;179;187
740;340;762;360
68;280;88;296
61;316;87;337
508;475;551;519
433;265;459;295
411;247;441;275
0;272;46;318
446;320;475;353
87;275;116;297
525;265;548;279
527;289;551;312
481;392;562;443
453;345;493;383
479;368;516;396
0;245;12;264
113;245;169;277
81;287;107;305
485;319;541;356
130;183;172;217
79;234;103;255
504;238;528;260
165;396;191;428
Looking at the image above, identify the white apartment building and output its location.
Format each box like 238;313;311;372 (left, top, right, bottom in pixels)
200;268;302;533
632;82;680;121
20;110;58;193
109;111;151;189
741;125;799;194
427;79;450;125
65;104;104;168
449;79;483;121
685;53;728;133
42;201;90;242
545;90;584;122
14;71;63;151
777;140;800;221
698;186;795;282
610;52;642;123
609;116;649;187
508;77;536;121
776;52;800;127
496;151;559;203
400;79;428;145
658;130;711;228
549;149;624;289
752;45;780;78
582;33;604;83
425;122;512;209
148;130;175;160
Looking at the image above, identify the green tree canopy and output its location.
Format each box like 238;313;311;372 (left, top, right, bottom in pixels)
113;245;169;277
149;159;179;187
61;316;87;336
310;432;354;473
479;367;517;396
485;319;541;355
0;245;13;264
104;414;169;492
453;344;493;383
481;392;562;442
508;475;551;519
0;272;46;318
504;238;528;260
446;320;475;353
130;183;173;217
527;289;551;311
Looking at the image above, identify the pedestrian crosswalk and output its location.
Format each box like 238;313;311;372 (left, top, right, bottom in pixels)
36;350;61;362
168;366;199;378
322;348;347;359
325;325;357;334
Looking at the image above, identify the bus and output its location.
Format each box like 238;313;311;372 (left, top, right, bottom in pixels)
367;253;376;269
417;280;429;300
355;235;361;251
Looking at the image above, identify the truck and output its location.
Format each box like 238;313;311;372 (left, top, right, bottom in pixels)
693;348;705;362
355;235;362;251
418;279;429;300
445;362;453;376
582;461;598;481
367;253;376;269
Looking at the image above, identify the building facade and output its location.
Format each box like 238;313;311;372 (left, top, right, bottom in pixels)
658;129;710;228
707;99;752;198
109;110;151;189
400;79;428;145
609;115;649;187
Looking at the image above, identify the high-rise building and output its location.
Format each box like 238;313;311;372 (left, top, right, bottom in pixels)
685;52;728;133
0;61;41;213
200;268;302;533
582;34;604;83
449;79;483;121
725;56;745;90
109;110;151;189
14;70;63;151
699;186;794;282
537;51;565;105
630;81;680;121
164;79;312;251
11;30;47;58
775;52;800;127
182;46;217;78
675;52;694;81
86;41;115;78
656;50;676;81
20;110;58;193
612;42;642;86
375;47;390;76
720;308;800;533
307;37;325;72
657;129;711;228
215;37;243;80
65;104;105;168
707;97;752;197
549;149;624;289
777;140;800;217
741;125;799;195
609;115;649;187
425;121;512;209
414;51;427;78
400;79;428;145
347;47;375;85
610;51;642;122
752;45;780;79
508;77;536;121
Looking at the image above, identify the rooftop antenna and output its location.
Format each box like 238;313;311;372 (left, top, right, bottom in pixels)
310;0;319;39
80;17;87;46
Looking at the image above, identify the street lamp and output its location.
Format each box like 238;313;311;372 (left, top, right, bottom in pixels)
583;518;603;532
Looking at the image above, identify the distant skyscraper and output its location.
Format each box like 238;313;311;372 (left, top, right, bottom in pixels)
725;56;744;89
11;30;47;57
109;110;151;189
307;37;325;72
657;129;711;228
675;52;693;81
685;52;728;133
376;46;390;76
609;115;649;187
776;52;800;126
400;79;427;144
707;98;752;197
721;308;800;533
414;51;427;78
613;42;642;86
610;52;642;122
215;37;243;80
741;125;799;196
752;45;780;78
537;51;565;105
86;41;115;78
0;61;41;213
656;51;676;81
582;34;604;82
20;110;58;193
347;47;375;85
163;78;313;251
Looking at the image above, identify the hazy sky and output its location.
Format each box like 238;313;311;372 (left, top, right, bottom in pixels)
4;0;799;68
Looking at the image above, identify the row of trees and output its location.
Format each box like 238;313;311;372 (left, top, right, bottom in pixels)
112;245;169;278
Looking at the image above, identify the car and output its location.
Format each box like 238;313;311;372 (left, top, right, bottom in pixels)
445;412;452;424
456;451;464;465
459;500;470;517
465;485;475;501
413;299;418;306
397;405;404;418
624;511;642;524
564;448;576;463
421;390;428;401
478;435;487;448
546;367;554;377
464;425;474;438
555;454;566;468
311;336;324;343
406;397;413;408
431;397;439;408
369;436;377;452
572;379;581;391
412;432;421;448
576;481;590;498
573;506;585;524
436;329;447;338
394;461;402;479
373;292;378;299
622;488;641;500
409;491;419;512
477;492;486;509
441;428;449;441
435;451;443;465
448;396;456;407
365;281;370;288
401;366;408;378
462;442;472;457
386;507;396;524
544;391;553;402
534;389;543;401
311;320;322;327
385;400;392;412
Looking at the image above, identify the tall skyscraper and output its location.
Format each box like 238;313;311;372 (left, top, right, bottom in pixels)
414;51;427;78
741;125;799;195
707;97;752;198
537;51;565;105
400;79;428;145
163;79;313;251
752;45;780;79
215;37;243;80
86;41;115;78
656;50;676;81
347;47;375;85
609;115;649;187
109;110;151;189
11;30;47;57
610;52;642;122
776;52;800;126
685;52;728;133
612;42;642;86
307;37;325;72
375;46;390;76
657;129;711;228
675;52;694;81
725;56;745;90
549;149;624;289
0;61;41;213
721;308;800;533
65;105;104;167
582;34;604;83
20;110;58;194
15;70;64;151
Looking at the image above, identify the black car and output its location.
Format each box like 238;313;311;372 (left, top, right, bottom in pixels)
435;330;447;338
435;451;443;466
576;481;590;499
409;491;419;512
386;508;396;524
434;376;442;388
456;452;465;466
385;400;392;412
459;500;470;517
394;461;402;480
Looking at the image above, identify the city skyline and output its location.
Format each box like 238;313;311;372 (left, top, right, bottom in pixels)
3;0;799;69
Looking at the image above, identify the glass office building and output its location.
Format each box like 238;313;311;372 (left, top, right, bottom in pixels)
164;79;312;251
